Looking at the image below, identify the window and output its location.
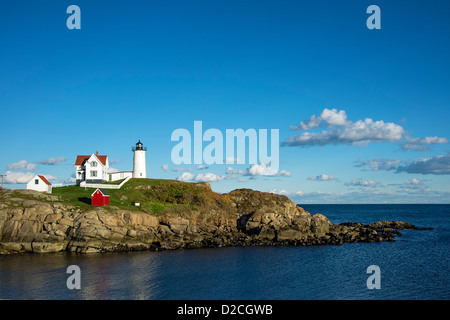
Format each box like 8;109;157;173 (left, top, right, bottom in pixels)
35;179;39;184
91;171;97;177
91;161;97;167
140;173;142;176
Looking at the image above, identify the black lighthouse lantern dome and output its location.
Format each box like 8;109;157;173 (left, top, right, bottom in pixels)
133;140;147;151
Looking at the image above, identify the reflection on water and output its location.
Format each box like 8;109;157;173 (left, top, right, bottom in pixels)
1;204;449;300
0;251;164;300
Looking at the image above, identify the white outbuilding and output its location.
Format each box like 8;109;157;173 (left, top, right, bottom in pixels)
27;174;52;193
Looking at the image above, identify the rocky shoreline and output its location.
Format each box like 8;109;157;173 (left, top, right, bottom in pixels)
0;187;430;255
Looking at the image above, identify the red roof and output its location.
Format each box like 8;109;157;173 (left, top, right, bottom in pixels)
37;175;52;186
75;154;107;166
91;188;110;197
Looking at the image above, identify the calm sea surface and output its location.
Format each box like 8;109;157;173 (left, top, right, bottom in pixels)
0;204;449;300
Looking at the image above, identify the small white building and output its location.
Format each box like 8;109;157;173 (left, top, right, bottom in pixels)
27;175;52;193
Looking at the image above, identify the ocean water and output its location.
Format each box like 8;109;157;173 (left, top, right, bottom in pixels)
0;204;449;300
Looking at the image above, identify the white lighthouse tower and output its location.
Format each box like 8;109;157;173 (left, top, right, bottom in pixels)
132;140;147;178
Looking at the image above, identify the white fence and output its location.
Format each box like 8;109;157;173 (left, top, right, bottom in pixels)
79;176;131;189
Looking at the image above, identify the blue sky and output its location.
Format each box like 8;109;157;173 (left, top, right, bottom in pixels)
1;0;449;203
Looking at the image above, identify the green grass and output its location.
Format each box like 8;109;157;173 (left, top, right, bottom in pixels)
51;178;187;213
102;178;125;185
13;178;226;219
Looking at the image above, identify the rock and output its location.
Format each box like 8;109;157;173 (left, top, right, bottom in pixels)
0;187;431;255
310;214;330;235
95;227;112;240
257;226;276;240
31;242;67;253
340;222;364;228
124;212;159;229
127;229;137;237
45;213;63;223
58;218;73;226
167;217;189;234
277;228;306;241
366;221;419;230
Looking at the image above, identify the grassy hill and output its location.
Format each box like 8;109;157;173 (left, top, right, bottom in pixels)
50;178;230;217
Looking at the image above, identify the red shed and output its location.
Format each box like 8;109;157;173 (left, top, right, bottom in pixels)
91;188;110;206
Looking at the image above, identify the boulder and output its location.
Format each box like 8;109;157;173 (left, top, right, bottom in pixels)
277;228;306;241
167;217;190;234
32;242;67;253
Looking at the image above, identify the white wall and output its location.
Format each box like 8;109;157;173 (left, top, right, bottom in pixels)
133;150;146;178
85;154;109;181
26;175;52;193
109;171;133;181
80;176;131;189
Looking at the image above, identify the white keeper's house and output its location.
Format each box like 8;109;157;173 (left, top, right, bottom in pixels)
74;140;147;185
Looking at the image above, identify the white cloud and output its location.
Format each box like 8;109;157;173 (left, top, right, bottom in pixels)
248;163;277;176
3;171;36;184
396;178;429;191
194;173;224;182
288;189;450;204
248;163;291;177
285;118;404;147
291;108;349;130
269;189;289;195
64;177;77;184
39;156;67;165
345;180;379;187
225;164;291;177
307;174;336;181
177;172;195;182
42;174;58;181
109;158;121;164
172;167;191;172
7;156;67;172
401;136;449;151
105;167;119;173
161;164;169;171
63;173;77;184
286;109;447;151
354;158;402;171
7;160;36;171
225;167;247;175
5;172;58;184
176;172;224;182
355;153;450;175
284;109;405;147
396;153;450;175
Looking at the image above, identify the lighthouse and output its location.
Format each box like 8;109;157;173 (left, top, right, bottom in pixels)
132;140;147;178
